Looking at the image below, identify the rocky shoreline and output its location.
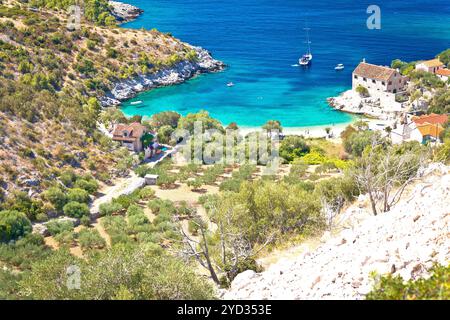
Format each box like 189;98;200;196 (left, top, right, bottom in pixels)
108;1;144;23
327;90;406;121
100;46;225;107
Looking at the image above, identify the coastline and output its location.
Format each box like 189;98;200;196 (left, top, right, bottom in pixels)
104;2;386;132
99;1;226;107
100;46;225;106
327;89;406;121
239;123;350;139
238;116;392;140
108;1;144;23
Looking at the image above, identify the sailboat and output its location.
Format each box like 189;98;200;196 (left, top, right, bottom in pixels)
299;26;313;66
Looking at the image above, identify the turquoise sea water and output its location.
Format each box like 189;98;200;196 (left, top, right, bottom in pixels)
120;0;450;127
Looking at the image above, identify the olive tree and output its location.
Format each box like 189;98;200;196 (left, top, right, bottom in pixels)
352;138;427;215
19;246;215;300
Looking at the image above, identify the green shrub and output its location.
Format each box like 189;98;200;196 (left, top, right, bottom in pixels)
301;151;326;165
280;136;311;162
59;170;77;188
139;187;155;200
63;201;90;218
54;230;74;247
137;232;162;244
3;191;44;221
74;179;98;194
177;201;195;217
219;178;242;192
42;187;67;211
78;229;106;251
367;264;449;300
0;234;50;270
99;202;123;216
35;213;49;223
147;199;176;215
188;220;199;236
344;131;380;157
80;215;91;227
46;220;74;236
67;188;90;204
111;191;140;210
101;216;129;246
0;210;32;243
187;178;203;190
126;204;145;217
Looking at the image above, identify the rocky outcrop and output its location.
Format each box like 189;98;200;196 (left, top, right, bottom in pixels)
328;90;406;120
108;1;143;22
99;46;225;106
224;164;450;300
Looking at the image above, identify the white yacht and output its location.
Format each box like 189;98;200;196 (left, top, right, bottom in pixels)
299;26;312;66
335;64;345;71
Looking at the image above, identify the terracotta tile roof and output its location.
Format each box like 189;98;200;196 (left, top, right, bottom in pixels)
436;68;450;76
353;62;397;81
412;113;448;126
112;122;146;142
420;59;444;68
417;124;444;138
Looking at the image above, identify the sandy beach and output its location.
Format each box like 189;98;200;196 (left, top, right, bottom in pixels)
238;118;393;140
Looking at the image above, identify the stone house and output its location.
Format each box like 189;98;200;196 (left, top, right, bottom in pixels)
415;58;445;74
112;122;147;152
392;113;448;144
352;61;407;94
435;68;450;82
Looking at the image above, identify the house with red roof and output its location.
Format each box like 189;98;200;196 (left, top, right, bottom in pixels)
112;122;148;152
415;58;445;74
435;68;450;82
352;61;407;94
394;113;449;144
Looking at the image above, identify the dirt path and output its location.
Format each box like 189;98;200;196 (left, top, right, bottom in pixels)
90;172;144;214
92;218;112;247
151;183;220;203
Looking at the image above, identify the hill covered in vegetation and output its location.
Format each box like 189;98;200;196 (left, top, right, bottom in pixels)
0;0;222;199
0;0;448;301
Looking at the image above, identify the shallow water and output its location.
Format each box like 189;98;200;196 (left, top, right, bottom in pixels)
120;0;450;127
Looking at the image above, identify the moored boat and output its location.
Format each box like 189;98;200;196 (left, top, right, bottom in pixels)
335;63;344;71
298;26;313;66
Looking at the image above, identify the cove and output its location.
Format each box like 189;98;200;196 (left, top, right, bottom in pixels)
119;0;450;128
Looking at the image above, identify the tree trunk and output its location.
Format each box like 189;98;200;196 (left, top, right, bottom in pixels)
368;189;378;216
200;225;221;284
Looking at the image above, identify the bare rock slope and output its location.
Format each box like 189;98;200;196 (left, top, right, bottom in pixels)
224;164;450;300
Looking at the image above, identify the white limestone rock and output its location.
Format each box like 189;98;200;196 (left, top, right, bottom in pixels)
224;164;450;300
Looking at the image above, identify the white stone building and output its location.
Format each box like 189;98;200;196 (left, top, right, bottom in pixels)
435;68;450;82
415;58;445;74
352;61;407;94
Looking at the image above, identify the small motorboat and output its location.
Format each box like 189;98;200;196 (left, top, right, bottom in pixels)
335;64;345;71
227;82;235;87
130;100;143;105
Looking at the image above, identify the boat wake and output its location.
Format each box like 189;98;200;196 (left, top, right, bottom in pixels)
291;64;300;67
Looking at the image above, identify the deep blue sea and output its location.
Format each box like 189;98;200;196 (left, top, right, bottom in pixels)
120;0;450;128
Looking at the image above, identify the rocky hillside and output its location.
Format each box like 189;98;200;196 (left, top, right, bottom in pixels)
224;164;450;300
0;0;223;196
